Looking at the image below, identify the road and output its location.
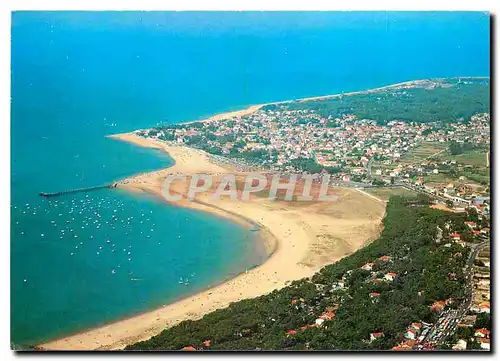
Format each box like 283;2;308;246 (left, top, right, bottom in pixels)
366;158;375;177
394;181;471;208
426;148;447;160
355;188;385;204
461;240;490;312
423;240;489;347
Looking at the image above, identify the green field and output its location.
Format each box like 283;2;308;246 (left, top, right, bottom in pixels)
442;150;489;167
364;187;418;201
400;142;449;163
422;172;456;185
462;171;490;186
434;147;490;185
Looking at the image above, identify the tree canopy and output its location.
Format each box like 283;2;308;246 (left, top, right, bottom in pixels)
126;196;472;351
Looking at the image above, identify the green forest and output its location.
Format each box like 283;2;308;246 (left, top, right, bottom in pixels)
126;196;472;351
263;78;490;124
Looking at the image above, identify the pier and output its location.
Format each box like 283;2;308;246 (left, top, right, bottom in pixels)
39;183;118;198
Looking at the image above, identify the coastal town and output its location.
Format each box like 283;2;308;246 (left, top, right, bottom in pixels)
11;9;492;354
139;80;490;213
130;79;491;351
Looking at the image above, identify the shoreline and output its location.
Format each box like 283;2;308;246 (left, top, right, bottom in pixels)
38;134;310;351
36;218;276;350
38;77;468;350
182;76;489;125
122;178;279;258
38;133;385;351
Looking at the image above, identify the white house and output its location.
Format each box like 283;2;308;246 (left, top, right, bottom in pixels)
370;332;384;342
384;272;397;282
474;329;490;338
478;338;490;350
405;329;417;340
361;263;374;271
452;339;467;350
315;318;325;327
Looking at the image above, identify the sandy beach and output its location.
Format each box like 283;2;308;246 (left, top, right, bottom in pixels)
181;77;485;126
38;132;385;351
177;80;419;126
37;77;480;351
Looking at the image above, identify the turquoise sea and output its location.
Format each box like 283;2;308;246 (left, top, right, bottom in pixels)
10;11;490;346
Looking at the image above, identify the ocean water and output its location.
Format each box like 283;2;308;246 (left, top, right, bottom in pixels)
10;11;490;346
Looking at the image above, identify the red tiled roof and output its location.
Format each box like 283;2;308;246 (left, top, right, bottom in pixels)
203;340;212;347
431;300;446;310
404;340;416;348
475;329;490;336
320;311;336;320
477;337;490;344
391;346;404;351
392;345;412;351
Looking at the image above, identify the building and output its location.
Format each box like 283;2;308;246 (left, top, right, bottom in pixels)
370;332;384;343
392;340;416;351
479;301;490;314
319;311;335;321
452;339;467;350
477;338;490;350
202;339;212;348
361;263;374;271
315;318;325;327
411;322;422;331
474;329;490;338
464;221;477;229
384;272;398;282
405;329;417;340
430;300;446;312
